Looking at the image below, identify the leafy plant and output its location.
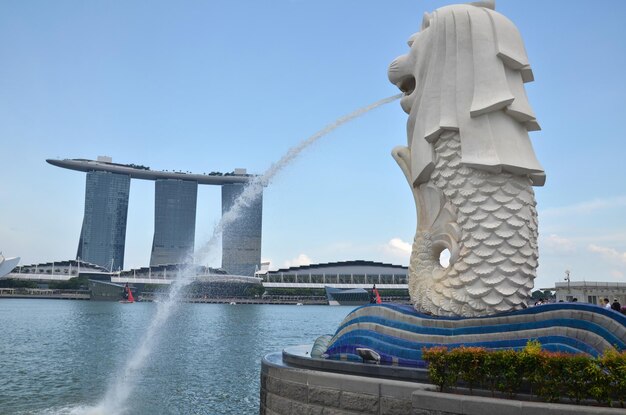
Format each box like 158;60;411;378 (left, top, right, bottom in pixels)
600;349;626;408
422;346;449;392
450;347;487;393
421;341;626;407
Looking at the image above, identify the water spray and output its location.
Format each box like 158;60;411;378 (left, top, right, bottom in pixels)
85;93;401;415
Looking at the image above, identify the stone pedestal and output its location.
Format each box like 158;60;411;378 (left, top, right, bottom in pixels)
260;348;626;415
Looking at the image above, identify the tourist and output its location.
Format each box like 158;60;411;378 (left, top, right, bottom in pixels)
603;298;611;309
611;299;622;312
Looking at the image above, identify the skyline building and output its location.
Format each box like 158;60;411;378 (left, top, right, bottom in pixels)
77;170;130;271
221;183;263;277
150;179;198;267
48;157;263;275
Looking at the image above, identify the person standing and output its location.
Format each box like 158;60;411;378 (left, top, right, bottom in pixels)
603;298;611;309
611;299;622;312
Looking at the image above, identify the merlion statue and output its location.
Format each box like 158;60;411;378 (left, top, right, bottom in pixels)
388;0;545;317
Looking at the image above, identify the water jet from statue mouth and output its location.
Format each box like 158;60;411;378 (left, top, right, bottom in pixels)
80;93;402;415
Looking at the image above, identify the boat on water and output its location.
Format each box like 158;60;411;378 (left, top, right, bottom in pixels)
325;286;372;306
0;253;20;279
119;283;135;303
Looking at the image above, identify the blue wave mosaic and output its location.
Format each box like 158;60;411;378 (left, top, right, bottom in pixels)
322;303;626;367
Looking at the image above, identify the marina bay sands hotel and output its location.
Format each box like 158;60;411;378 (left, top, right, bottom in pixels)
47;156;262;276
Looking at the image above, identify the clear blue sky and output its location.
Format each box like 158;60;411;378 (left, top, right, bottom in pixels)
1;0;626;290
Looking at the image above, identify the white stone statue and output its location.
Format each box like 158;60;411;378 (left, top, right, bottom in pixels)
389;0;545;317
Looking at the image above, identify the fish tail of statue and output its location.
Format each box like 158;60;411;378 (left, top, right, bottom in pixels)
395;132;538;317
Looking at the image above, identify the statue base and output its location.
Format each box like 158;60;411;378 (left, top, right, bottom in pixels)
319;303;626;365
260;345;626;415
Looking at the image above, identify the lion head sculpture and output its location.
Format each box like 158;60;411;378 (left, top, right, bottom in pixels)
388;0;545;187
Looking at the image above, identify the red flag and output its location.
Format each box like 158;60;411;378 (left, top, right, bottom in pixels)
374;287;381;304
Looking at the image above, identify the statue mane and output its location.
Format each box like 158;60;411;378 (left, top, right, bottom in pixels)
388;2;545;187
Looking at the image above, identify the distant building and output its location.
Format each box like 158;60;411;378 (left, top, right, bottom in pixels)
111;264;262;300
552;281;626;306
77;170;130;271
48;157;264;274
6;259;112;283
150;179;198;266
0;254;20;279
261;260;408;288
221;183;263;277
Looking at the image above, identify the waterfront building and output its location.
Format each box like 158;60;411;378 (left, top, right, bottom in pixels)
111;264;263;300
5;259;111;283
88;280;130;301
150;179;198;266
261;260;408;288
552;281;626;306
4;260;261;299
77;169;130;271
47;157;263;274
0;254;20;279
221;183;263;277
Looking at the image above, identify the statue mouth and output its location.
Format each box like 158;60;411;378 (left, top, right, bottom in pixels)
398;75;416;95
397;75;416;114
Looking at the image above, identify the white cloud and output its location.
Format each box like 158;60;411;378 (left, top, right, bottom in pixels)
540;196;626;217
384;238;411;256
541;234;576;253
282;253;312;269
584;232;626;244
610;270;625;279
587;244;626;265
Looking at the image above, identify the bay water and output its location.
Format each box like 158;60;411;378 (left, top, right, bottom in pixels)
0;299;352;414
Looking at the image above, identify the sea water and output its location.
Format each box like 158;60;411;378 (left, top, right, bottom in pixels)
1;94;401;414
0;299;353;414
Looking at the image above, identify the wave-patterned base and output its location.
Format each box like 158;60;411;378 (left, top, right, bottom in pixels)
323;303;626;368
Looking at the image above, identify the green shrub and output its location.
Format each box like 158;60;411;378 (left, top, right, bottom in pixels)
600;349;626;408
492;349;524;398
534;351;569;402
518;340;542;396
450;347;487;393
585;355;610;405
422;346;449;392
421;341;626;407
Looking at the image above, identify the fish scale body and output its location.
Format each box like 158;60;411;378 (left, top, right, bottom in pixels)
409;132;538;317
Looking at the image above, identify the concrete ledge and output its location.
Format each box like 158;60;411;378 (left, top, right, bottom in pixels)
261;351;435;415
261;350;625;415
412;389;626;415
282;344;430;383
